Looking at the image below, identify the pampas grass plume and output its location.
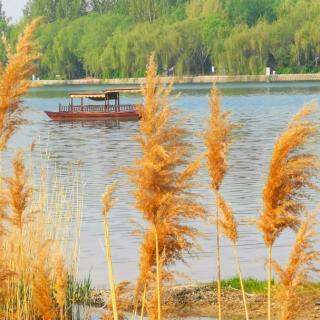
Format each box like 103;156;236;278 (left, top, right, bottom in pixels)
204;88;236;320
5;150;32;230
128;54;205;319
273;214;319;320
258;102;319;320
217;192;238;244
0;17;41;151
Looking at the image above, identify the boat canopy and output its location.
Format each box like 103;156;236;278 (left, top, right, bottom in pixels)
69;88;142;101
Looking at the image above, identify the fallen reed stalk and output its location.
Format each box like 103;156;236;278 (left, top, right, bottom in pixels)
102;184;118;320
273;214;319;320
257;103;319;320
204;88;238;320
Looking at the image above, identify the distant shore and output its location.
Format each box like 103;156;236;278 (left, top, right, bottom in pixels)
30;73;320;87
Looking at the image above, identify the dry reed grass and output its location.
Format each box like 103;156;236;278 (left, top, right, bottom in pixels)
258;103;319;247
257;102;319;320
128;54;205;319
0;18;84;318
204;88;248;320
216;192;238;244
0;146;84;319
273;214;319;320
54;252;68;319
0;20;41;317
31;241;57;320
204;88;235;191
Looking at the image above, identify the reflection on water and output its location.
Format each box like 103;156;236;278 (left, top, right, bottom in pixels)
49;119;135;129
4;82;320;288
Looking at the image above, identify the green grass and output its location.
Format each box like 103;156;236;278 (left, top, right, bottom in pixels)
67;274;92;305
210;277;320;295
211;276;274;294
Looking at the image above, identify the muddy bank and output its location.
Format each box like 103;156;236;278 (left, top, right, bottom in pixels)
88;283;320;319
30;73;320;87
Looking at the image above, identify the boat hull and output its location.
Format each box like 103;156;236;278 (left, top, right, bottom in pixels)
45;110;140;121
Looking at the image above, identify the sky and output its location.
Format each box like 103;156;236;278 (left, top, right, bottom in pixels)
2;0;28;22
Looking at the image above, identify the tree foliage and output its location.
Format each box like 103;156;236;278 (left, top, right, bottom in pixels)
8;0;320;78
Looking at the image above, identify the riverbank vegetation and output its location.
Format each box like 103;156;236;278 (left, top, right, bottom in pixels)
1;0;320;78
0;18;85;319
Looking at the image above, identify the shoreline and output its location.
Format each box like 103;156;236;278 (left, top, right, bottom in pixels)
88;281;320;319
30;73;320;87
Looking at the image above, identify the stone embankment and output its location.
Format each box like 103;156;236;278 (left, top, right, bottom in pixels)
30;73;320;87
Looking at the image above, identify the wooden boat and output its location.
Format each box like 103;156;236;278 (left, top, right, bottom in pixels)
45;88;142;121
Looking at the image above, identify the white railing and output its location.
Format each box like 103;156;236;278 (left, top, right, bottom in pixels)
59;104;137;113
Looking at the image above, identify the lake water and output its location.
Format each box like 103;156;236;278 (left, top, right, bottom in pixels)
5;81;320;288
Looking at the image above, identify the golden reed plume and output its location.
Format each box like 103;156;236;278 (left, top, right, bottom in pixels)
257;103;319;320
4;150;32;230
0;16;40;236
0;17;41;151
205;89;234;191
204;88;239;320
217;193;238;244
273;214;319;320
128;54;205;319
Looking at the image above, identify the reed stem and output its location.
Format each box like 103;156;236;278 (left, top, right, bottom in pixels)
103;213;118;320
267;246;272;320
215;206;222;320
232;244;249;320
139;284;147;320
131;301;138;320
155;227;161;320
